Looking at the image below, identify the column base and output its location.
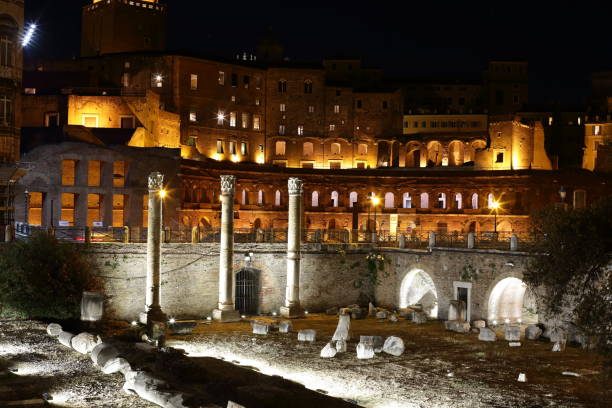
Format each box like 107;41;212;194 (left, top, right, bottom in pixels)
138;306;167;326
212;308;241;322
280;305;304;319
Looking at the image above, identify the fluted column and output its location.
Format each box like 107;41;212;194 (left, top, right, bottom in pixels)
213;175;241;322
141;171;166;326
281;177;304;318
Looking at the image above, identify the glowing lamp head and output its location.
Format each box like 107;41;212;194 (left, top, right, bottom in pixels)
231;155;240;163
490;201;500;210
159;189;167;198
492;320;498;326
22;23;37;47
504;318;510;324
168;317;176;324
130;320;138;326
256;156;265;164
370;196;380;206
217;112;225;121
155;74;163;82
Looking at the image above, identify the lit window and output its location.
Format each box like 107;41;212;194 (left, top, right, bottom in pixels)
243;75;250;88
241;112;249;128
258;144;264;152
121;73;130;87
253;115;261;130
189;111;197;122
152;73;163;88
330;143;341;155
218;71;225;85
280;103;286;112
275;141;286;155
308;105;314;113
357;143;367;155
0;95;12;125
548;116;553;126
229;141;236;155
334;104;340;113
231;95;236;102
279;125;285;135
594;125;601;135
329;124;335;131
297;125;304;136
190;74;198;90
216;140;224;154
230;112;236;127
0;35;13;67
124;62;130;69
303;142;314;156
240;142;248;155
81;114;98;128
255;98;260;106
217;111;225;125
255;76;262;90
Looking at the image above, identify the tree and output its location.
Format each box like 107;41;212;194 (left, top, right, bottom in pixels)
0;233;100;319
524;197;612;359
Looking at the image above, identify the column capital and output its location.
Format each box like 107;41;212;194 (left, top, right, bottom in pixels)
220;175;236;195
288;177;303;195
148;172;164;192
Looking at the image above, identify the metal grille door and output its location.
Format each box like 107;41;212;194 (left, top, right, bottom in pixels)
236;268;259;316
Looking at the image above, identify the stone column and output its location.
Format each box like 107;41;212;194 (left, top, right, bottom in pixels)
281;177;305;318
140;172;166;326
213;175;241;322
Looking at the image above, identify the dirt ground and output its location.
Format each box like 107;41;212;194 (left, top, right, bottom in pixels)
167;314;612;408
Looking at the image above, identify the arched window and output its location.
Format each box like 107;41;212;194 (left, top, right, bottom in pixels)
349;191;358;208
311;191;319;207
471;193;479;209
455;193;462;209
330;142;341;155
384;192;394;208
274;190;281;206
420;192;429;209
573;189;586;209
304;79;313;94
331;191;339;207
303;142;314;156
275;140;286;155
278;79;287;93
403;192;412;208
437;193;446;209
258;190;264;205
357;143;368;155
241;189;248;205
487;193;495;209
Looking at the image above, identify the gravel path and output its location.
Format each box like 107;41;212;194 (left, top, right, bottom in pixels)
0;319;156;408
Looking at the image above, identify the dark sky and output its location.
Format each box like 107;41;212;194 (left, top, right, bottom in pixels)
23;0;612;105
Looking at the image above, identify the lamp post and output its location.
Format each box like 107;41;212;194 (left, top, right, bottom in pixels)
490;200;500;234
559;186;566;209
370;195;380;242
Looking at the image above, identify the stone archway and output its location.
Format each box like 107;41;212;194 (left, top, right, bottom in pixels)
399;269;438;318
487;276;538;324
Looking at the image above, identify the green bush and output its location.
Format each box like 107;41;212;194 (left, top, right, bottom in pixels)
0;233;100;319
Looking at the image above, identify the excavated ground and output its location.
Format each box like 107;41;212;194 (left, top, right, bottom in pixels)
166;314;611;408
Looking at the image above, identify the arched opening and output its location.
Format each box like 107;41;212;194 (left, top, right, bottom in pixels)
181;216;191;226
399;269;438;318
257;190;264;205
377;141;390;167
426;141;443;167
454;193;462;209
311;191;319;207
436;193;446;209
402;192;412;208
330;142;341;155
303;141;314;156
274;190;281;206
497;220;513;233
405;143;421;167
448;140;464;166
466;220;479;233
331;191;339;207
235;267;260;316
327;218;336;230
349;191;358;208
253;218;262;230
420;192;429;209
487;193;495;209
199;217;212;230
241;189;248;205
487;277;538;324
384;192;394;208
471;193;479;209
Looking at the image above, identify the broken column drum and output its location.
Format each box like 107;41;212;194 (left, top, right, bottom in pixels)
281;177;304;318
213;175;241;322
142;171;166;325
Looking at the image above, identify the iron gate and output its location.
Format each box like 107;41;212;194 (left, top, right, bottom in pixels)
235;268;259;316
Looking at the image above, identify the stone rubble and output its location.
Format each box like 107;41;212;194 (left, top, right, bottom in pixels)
335;339;347;353
251;321;269;335
504;326;520;341
71;332;102;354
525;324;542;340
360;336;384;353
382;336;405;356
375;311;388;319
58;331;75;348
46;323;63;337
279;320;292;333
509;342;521;347
320;343;337;358
388;314;399;323
356;342;375;359
91;343;120;367
517;373;527;382
478;327;497;342
331;314;351;341
472;320;486;328
101;357;131;375
412;311;428;324
297;329;316;342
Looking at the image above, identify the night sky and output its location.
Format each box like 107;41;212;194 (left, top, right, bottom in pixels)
23;0;612;105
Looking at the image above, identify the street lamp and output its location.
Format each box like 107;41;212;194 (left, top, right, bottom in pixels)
558;186;566;202
490;200;500;234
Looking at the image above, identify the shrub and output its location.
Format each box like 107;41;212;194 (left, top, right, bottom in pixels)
0;232;100;319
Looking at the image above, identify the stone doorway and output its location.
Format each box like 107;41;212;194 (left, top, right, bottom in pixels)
235;267;259;316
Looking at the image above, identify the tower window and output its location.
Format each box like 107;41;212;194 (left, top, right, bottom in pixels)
218;71;225;85
278;80;287;93
334;105;340;114
496;152;504;163
229;112;236;127
231;73;238;87
243;75;250;88
190;74;198;90
189;111;197;122
304;80;313;94
297;125;304;136
216;140;224;154
280;103;286;112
